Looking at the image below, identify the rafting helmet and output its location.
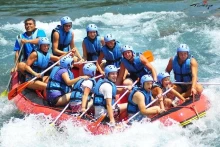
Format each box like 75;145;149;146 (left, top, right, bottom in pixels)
121;45;134;55
140;75;153;88
104;65;118;78
60;16;72;26
157;72;170;85
177;44;189;53
60;56;73;69
86;24;98;32
38;37;50;46
104;34;115;42
83;63;97;77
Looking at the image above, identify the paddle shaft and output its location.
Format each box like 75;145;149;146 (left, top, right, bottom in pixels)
173;82;220;85
126;87;173;123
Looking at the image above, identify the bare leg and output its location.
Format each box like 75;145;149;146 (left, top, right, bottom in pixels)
55;93;71;106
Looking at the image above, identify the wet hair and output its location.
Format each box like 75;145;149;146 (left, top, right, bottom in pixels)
24;18;36;25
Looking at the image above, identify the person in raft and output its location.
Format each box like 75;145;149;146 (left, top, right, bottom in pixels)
165;44;203;98
116;45;157;86
127;75;165;122
20;37;60;97
152;72;189;109
51;16;84;69
46;55;88;107
93;65;127;126
96;34;122;75
69;63;97;113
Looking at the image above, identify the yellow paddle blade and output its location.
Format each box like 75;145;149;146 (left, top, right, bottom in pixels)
142;50;154;62
0;90;8;97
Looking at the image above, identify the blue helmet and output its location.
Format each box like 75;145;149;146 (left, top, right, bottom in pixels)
60;56;73;69
140;75;153;88
121;45;134;54
104;65;118;78
38;37;50;46
60;16;72;26
157;72;170;85
83;63;97;77
86;24;98;32
177;44;189;53
104;34;115;42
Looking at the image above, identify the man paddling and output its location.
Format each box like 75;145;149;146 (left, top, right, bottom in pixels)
165;44;203;98
116;45;157;86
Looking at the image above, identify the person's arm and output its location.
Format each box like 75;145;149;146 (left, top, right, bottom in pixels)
140;54;157;81
165;57;173;74
191;58;198;94
70;32;83;60
50;55;60;62
62;73;89;86
116;63;125;85
81;80;93;111
106;98;115;124
170;88;186;101
25;52;40;77
82;40;87;60
151;87;165;110
100;37;105;46
96;52;105;75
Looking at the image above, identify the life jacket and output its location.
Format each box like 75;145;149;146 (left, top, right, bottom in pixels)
172;55;192;82
46;66;74;94
70;78;96;101
51;25;73;55
102;41;122;68
93;78;117;108
127;87;152;114
17;28;40;61
121;52;151;78
31;50;51;73
83;36;102;61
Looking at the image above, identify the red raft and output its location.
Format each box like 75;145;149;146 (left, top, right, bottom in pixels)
9;68;210;135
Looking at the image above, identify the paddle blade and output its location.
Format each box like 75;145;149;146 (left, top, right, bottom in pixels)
0;90;8;97
143;50;154;62
8;81;30;100
86;113;106;133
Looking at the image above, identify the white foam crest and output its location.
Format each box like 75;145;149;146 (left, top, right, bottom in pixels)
0;99;17;116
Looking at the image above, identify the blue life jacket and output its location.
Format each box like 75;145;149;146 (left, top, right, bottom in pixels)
31;50;51;73
127;87;152;114
46;66;74;94
102;41;122;68
51;25;73;55
93;78;117;108
83;36;102;61
172;55;192;82
17;28;40;60
121;52;151;78
70;78;96;101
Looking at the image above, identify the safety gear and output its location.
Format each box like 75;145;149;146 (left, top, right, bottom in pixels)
60;16;72;26
127;87;152;114
39;37;50;46
104;65;118;78
121;45;134;54
60;56;73;69
140;74;153;88
177;44;189;52
83;36;102;61
104;34;115;42
102;41;122;68
157;72;170;85
83;63;97;77
172;55;192;82
86;24;98;32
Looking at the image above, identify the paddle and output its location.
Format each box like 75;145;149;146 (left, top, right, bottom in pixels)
142;50;154;62
8;52;72;100
1;45;24;97
173;82;220;85
86;78;139;133
126;87;173;124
